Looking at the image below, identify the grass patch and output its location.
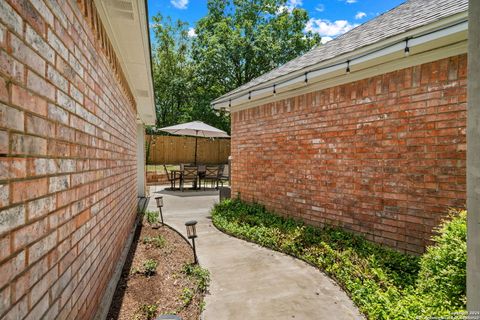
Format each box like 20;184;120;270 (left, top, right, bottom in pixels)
211;199;466;319
146;164;179;172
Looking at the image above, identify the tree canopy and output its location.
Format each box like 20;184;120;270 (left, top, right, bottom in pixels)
149;0;321;134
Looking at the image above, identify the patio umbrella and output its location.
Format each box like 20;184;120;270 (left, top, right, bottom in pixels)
157;121;229;164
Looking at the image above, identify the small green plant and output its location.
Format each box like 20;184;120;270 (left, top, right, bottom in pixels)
139;303;158;320
143;235;166;248
180;287;194;306
211;199;467;319
182;263;210;293
143;259;158;276
145;211;159;225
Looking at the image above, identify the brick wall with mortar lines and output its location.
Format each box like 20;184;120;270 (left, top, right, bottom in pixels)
231;54;467;254
0;0;138;319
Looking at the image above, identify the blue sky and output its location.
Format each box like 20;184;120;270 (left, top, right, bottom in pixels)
147;0;405;43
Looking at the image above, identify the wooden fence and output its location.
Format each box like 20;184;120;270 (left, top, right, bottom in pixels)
146;135;230;164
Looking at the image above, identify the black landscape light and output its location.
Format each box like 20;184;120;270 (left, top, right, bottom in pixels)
155;196;164;225
185;220;198;264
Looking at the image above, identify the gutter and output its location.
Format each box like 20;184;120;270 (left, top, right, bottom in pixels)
144;0;155;126
212;13;468;111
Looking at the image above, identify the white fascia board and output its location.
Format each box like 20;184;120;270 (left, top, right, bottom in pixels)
94;0;156;125
228;40;467;113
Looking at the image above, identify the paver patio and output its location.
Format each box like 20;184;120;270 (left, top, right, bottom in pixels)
148;186;363;320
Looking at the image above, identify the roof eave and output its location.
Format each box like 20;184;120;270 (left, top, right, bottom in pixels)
212;11;468;112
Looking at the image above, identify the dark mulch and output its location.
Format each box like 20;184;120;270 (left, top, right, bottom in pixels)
106;222;204;320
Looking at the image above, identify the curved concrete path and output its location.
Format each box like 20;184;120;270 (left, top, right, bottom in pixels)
147;186;363;320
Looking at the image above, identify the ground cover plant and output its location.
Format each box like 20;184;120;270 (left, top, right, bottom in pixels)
211;199;466;320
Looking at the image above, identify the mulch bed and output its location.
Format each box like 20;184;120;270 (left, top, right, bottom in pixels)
106;222;205;320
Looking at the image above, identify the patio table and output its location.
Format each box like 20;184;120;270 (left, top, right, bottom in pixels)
172;167;206;190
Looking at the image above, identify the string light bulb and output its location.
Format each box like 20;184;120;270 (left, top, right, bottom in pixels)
228;99;231;107
304;72;308;84
346;60;351;74
248;91;251;100
404;38;410;57
273;84;276;96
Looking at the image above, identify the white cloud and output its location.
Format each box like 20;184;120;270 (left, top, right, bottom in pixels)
187;27;197;37
288;0;303;7
346;0;357;3
305;18;359;37
170;0;189;9
315;4;325;12
320;36;333;44
278;0;303;13
355;11;366;19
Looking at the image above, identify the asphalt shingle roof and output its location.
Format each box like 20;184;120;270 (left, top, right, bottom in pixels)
215;0;468;102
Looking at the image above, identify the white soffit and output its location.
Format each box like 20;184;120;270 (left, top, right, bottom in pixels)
95;0;156;125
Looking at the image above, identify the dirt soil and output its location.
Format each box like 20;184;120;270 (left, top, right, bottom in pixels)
107;223;205;320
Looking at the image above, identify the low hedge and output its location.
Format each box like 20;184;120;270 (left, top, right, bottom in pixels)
211;199;466;319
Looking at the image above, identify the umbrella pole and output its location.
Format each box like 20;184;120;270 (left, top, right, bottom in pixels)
194;135;198;165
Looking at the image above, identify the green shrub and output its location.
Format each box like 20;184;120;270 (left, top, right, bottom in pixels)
143;235;166;248
145;211;159;225
211;199;466;319
143;259;158;276
416;210;467;310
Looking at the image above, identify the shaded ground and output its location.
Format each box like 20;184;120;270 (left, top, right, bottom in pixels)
106;222;204;320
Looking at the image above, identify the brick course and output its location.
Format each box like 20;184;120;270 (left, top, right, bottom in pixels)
231;55;467;254
0;0;139;318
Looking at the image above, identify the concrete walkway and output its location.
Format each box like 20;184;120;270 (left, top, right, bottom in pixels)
147;186;363;320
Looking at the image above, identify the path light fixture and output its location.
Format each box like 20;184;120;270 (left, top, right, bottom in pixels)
185;220;198;264
155;196;164;225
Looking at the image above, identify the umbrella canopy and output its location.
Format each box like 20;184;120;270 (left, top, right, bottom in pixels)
158;121;229;138
157;121;229;164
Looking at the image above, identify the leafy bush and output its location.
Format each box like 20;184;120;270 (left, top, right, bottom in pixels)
143;259;158;277
211;199;466;319
143;235;166;248
415;210;467;311
145;211;159;225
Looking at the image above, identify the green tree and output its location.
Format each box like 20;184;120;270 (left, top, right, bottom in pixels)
192;0;321;94
150;14;193;129
149;0;321;134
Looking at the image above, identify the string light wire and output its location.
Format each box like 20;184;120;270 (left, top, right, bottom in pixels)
211;19;467;108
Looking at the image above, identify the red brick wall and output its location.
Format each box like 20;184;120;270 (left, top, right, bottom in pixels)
231;55;467;254
0;0;138;318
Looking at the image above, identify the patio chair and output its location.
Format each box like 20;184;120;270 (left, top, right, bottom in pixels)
218;164;229;187
163;165;181;190
201;165;221;190
180;166;198;191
